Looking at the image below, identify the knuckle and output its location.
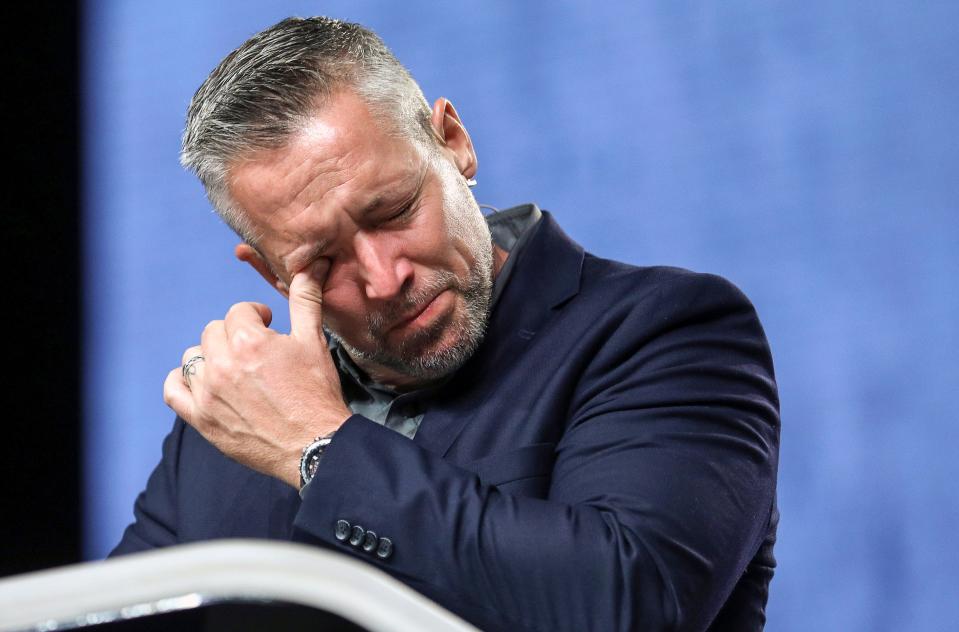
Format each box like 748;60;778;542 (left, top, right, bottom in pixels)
226;302;251;320
232;326;266;352
202;319;223;337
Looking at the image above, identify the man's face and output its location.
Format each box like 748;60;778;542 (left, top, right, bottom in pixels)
228;90;494;387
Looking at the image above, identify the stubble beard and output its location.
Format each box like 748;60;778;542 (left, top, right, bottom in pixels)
328;238;494;384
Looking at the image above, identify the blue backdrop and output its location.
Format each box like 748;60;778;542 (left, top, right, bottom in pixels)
83;2;959;630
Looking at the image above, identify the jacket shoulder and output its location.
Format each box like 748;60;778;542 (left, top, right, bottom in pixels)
579;255;757;315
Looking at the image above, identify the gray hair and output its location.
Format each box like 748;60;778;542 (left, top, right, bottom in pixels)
180;16;434;243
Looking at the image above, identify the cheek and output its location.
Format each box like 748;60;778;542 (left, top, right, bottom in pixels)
320;268;367;334
413;205;472;266
429;177;490;265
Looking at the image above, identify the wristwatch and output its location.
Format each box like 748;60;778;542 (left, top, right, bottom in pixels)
299;431;336;489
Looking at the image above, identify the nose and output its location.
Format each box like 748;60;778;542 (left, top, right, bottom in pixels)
354;232;413;301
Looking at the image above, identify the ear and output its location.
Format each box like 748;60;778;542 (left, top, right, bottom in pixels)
235;243;289;298
430;97;477;179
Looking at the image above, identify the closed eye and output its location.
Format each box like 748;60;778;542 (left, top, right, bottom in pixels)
385;202;416;224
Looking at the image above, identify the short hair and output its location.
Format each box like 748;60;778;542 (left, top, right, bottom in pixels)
180;16;434;243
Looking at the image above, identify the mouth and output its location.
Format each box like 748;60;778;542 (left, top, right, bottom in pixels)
388;289;450;333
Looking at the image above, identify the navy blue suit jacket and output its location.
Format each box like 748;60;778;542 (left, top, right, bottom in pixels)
113;212;780;632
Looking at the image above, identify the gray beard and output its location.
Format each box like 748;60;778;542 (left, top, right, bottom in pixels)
326;258;493;384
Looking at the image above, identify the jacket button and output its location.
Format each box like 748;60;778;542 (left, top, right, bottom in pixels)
362;530;378;553
375;537;393;560
334;520;351;542
349;525;366;547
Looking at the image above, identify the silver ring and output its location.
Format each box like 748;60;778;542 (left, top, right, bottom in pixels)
182;355;205;385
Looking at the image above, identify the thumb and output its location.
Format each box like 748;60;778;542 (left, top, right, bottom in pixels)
250;302;273;326
289;259;330;343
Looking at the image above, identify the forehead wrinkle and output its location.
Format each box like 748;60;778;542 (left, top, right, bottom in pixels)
281;158;357;230
273;146;355;217
228;93;429;278
243;139;360;270
266;100;423;221
276;172;362;275
230;108;355;210
276;156;422;278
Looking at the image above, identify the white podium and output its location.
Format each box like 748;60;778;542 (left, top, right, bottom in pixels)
0;540;478;631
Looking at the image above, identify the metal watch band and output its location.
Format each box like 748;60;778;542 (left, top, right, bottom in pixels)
299;432;336;489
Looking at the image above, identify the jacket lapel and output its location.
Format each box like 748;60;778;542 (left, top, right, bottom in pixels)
413;211;585;457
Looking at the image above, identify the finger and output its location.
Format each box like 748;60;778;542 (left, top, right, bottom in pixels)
251;302;273;326
224;302;273;339
181;345;204;367
164;367;195;422
289;259;330;343
180;345;205;388
201;319;228;356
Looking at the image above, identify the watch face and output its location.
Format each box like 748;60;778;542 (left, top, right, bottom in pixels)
306;453;322;479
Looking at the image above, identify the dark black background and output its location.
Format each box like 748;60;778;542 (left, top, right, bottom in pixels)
1;2;82;576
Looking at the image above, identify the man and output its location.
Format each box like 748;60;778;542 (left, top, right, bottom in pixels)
113;16;780;632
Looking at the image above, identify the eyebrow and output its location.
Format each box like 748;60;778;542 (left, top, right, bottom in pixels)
356;195;388;219
357;170;424;219
389;169;427;213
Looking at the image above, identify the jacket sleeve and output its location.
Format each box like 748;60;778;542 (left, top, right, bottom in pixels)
109;418;185;557
291;273;780;632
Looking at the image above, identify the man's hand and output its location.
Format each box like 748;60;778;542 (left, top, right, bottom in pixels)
163;260;351;489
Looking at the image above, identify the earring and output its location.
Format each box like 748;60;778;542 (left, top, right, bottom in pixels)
466;177;477;188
